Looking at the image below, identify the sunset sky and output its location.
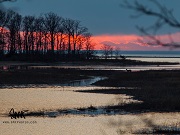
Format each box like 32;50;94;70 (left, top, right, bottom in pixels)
1;0;180;50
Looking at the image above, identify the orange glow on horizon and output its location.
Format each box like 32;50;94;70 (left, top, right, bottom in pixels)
92;33;180;50
1;26;180;51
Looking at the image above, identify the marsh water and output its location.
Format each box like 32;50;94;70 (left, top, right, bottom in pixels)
43;108;130;118
0;76;106;88
58;76;106;86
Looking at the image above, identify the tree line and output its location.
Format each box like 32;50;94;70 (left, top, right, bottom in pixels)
0;9;95;61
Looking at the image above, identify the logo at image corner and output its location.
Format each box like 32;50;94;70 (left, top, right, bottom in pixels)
9;108;28;119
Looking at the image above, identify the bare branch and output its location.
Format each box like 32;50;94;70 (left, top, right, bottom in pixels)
121;0;180;48
0;0;17;2
121;0;180;28
137;26;180;48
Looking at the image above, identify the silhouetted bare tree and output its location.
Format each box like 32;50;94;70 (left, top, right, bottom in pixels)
101;44;113;59
0;9;95;61
63;18;75;55
84;33;95;59
44;12;61;54
71;20;88;55
56;18;65;54
22;15;36;54
34;16;45;54
114;47;120;59
0;10;6;55
6;10;22;55
121;0;180;49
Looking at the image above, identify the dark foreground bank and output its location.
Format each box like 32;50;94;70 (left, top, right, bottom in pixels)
91;70;180;112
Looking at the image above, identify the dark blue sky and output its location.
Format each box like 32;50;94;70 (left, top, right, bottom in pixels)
1;0;180;36
1;0;180;50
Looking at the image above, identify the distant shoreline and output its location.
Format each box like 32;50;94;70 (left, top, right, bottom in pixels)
0;59;179;67
126;56;180;58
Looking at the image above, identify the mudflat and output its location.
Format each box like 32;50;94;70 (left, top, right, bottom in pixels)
0;61;180;134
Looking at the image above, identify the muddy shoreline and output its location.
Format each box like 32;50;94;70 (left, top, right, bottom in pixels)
1;62;180;134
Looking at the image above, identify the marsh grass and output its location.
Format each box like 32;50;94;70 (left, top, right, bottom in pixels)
0;68;93;86
0;66;119;87
133;124;180;134
92;70;180;112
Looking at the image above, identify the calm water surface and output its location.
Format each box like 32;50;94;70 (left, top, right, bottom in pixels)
128;57;180;63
